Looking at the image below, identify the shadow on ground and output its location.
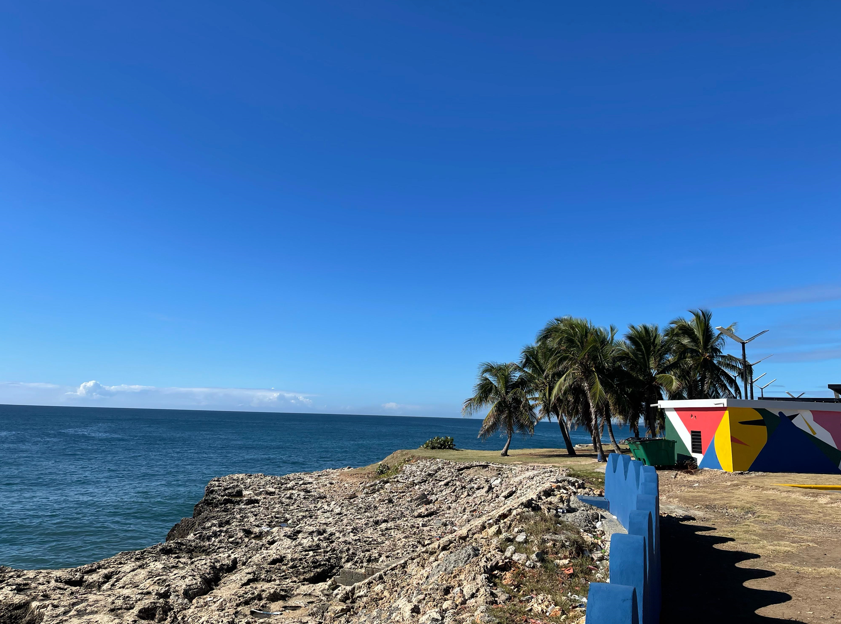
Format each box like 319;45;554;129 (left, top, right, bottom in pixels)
661;516;800;623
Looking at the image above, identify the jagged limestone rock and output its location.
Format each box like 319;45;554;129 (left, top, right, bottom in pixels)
0;459;606;624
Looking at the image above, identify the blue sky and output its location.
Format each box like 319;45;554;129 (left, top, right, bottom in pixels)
1;1;839;416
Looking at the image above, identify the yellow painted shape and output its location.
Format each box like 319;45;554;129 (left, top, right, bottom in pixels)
714;410;733;472
774;484;841;490
728;408;769;471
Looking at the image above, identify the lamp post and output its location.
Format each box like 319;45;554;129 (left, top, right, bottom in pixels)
751;355;773;367
749;355;772;400
758;378;776;398
716;326;769;400
751;372;767;397
786;391;805;399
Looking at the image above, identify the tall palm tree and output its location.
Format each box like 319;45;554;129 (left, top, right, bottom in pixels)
586;323;624;454
617;324;678;436
462;362;536;456
667;309;742;399
519;343;576;455
539;317;615;462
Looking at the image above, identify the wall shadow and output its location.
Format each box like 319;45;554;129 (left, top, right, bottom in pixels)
660;516;800;623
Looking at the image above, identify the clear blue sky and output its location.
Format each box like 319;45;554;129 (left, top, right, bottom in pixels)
1;1;839;416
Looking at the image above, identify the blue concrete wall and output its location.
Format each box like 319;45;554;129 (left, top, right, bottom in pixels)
585;453;660;624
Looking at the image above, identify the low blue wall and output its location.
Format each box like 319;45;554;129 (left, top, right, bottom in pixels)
585;453;660;624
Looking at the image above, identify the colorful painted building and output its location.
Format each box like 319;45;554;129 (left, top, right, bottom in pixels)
660;398;841;474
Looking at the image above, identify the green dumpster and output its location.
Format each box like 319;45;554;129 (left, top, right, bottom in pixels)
627;438;677;467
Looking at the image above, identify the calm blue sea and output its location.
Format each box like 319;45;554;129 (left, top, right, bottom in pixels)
0;405;629;570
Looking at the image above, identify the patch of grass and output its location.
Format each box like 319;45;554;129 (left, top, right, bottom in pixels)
775;563;841;578
566;467;606;488
350;448;621;481
370;459;409;480
489;512;602;623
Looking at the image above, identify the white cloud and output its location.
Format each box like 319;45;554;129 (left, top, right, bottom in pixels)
767;346;841;363
0;380;313;411
381;402;421;412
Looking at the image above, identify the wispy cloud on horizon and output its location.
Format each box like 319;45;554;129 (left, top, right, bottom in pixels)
381;402;422;412
0;381;451;417
0;381;314;411
764;345;841;363
712;284;841;308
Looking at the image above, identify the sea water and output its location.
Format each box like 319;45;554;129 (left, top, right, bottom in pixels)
0;405;629;570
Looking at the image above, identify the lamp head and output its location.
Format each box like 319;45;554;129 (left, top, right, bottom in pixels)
716;326;744;343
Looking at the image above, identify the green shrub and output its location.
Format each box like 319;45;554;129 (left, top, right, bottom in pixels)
375;463;390;476
421;436;455;450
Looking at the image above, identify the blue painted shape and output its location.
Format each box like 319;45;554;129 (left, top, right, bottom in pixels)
585;583;639;624
598;454;660;624
635;492;659;623
605;453;626;512
698;438;722;469
750;414;841;474
628;510;653;624
629;459;643;490
610;534;646;624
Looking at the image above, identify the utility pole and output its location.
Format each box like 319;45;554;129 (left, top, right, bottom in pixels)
751;372;767;399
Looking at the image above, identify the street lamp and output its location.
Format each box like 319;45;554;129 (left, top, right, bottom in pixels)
758;378;776;398
746;355;773;399
716;326;769;400
751;354;773;367
786;391;805;399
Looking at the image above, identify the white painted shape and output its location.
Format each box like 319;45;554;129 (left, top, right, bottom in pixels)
788;410;837;448
665;408;700;460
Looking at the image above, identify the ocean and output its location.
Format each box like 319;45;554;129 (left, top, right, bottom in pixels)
0;404;629;570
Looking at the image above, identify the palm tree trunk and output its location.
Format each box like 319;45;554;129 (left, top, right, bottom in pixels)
645;401;656;437
604;411;622;454
590;408;605;461
501;432;512;456
630;416;640;438
582;382;605;461
557;414;576;456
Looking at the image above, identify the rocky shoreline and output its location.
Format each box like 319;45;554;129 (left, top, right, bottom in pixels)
0;458;610;624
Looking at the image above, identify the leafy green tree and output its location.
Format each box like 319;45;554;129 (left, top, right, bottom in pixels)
539;317;615;462
519;343;576;455
617;324;678;436
462;362;536;456
667;309;742;399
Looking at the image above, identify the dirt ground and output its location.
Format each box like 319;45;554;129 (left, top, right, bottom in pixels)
658;469;841;623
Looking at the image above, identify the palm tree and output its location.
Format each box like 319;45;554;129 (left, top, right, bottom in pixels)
539;317;615;462
667;309;742;399
617;324;678;436
519;343;576;455
462;362;536;456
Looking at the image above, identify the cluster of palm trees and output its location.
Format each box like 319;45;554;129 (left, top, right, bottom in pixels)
462;309;745;460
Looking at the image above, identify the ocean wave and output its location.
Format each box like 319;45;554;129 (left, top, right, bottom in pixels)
60;428;124;439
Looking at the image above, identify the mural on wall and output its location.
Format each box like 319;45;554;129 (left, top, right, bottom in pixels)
666;406;841;474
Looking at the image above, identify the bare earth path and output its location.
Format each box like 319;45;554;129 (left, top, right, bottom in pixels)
658;469;841;623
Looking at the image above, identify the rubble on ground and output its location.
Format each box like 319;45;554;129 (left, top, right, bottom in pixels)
0;459;609;623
